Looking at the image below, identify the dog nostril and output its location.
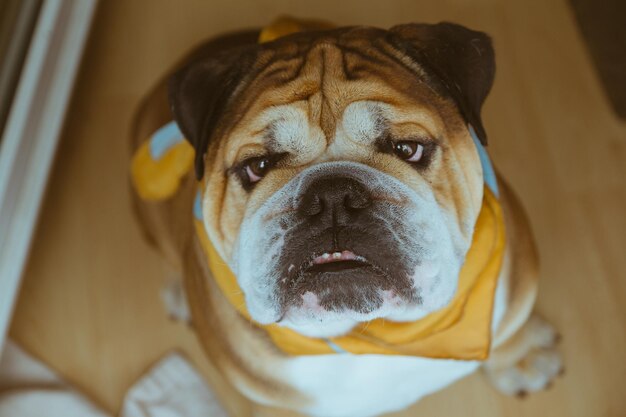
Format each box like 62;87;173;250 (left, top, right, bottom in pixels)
302;194;323;216
345;192;371;210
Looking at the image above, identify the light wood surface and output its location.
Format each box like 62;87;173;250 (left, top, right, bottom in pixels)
9;0;626;416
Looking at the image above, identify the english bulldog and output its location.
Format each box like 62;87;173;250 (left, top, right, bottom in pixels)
130;19;563;417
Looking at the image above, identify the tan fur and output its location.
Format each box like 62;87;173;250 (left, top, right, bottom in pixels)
130;29;547;409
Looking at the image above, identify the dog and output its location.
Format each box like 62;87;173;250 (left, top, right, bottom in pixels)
130;18;563;417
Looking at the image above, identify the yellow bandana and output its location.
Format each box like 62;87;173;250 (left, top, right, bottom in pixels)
131;17;505;360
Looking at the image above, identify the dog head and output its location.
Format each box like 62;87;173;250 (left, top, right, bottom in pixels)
169;23;495;337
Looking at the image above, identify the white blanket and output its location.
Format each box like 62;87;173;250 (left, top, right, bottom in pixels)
0;341;228;417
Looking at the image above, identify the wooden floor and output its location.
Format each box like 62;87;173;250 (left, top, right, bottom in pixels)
9;0;626;416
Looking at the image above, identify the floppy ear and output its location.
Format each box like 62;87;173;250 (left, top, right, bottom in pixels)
168;46;257;179
389;22;495;144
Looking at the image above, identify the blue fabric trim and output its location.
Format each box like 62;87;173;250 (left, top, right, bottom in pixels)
469;125;499;197
324;338;348;354
149;121;185;160
193;190;203;221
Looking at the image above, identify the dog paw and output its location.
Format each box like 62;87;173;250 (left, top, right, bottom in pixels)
161;279;192;324
483;315;564;397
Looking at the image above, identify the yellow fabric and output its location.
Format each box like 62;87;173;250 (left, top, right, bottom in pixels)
195;187;504;359
258;16;335;43
131;17;506;360
131;140;194;201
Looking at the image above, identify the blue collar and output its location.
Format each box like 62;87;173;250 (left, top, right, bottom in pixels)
469;125;499;197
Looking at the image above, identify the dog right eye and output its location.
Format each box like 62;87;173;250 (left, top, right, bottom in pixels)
243;156;272;184
236;152;289;189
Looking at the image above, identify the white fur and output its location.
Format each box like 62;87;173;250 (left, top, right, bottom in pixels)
286;355;480;417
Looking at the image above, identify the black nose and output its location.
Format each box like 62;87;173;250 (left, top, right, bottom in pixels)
298;176;372;226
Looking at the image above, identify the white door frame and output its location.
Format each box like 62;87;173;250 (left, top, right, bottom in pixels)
0;0;97;353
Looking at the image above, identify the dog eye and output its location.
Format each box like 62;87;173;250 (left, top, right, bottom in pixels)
393;141;424;162
244;156;272;183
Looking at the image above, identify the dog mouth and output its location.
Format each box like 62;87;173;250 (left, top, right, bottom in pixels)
277;246;419;320
304;250;372;273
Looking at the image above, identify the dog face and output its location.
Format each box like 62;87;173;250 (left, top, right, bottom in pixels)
169;23;495;336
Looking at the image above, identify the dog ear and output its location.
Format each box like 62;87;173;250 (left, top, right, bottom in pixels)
389;22;495;144
168;46;256;179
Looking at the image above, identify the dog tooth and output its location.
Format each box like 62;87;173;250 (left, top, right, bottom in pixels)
342;250;356;260
321;253;331;260
333;252;342;259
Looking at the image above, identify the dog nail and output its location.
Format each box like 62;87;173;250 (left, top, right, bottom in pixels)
516;390;528;399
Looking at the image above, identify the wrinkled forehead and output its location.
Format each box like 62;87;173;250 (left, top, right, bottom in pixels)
233;100;441;157
221;31;461;162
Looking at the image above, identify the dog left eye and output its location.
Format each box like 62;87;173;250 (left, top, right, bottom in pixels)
393;141;424;162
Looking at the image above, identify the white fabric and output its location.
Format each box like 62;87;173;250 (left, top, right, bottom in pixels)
0;341;228;417
120;351;228;417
